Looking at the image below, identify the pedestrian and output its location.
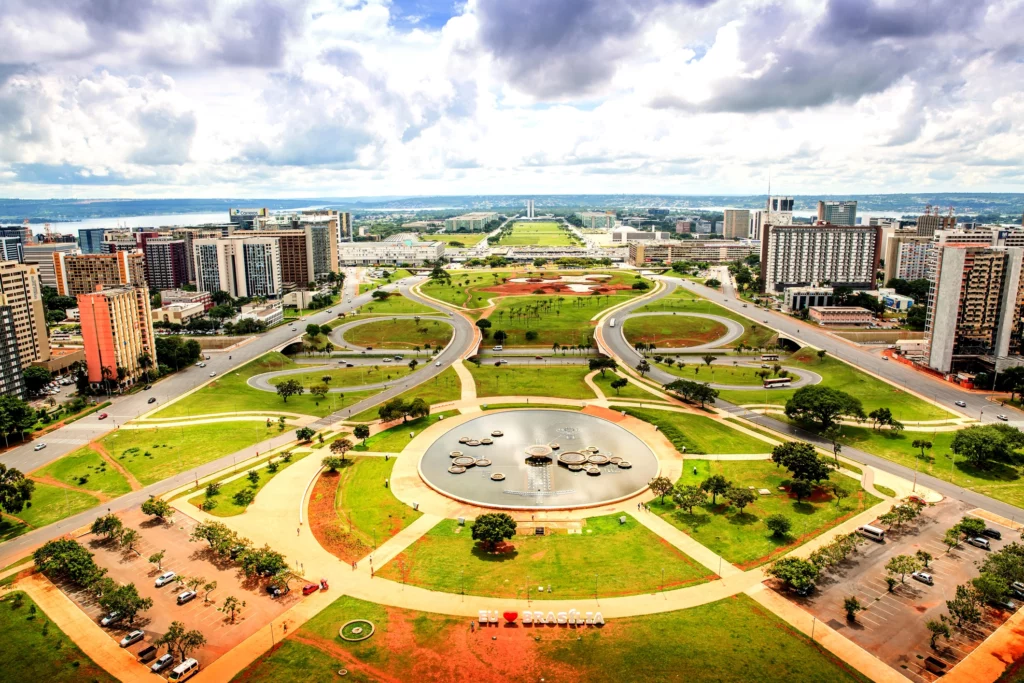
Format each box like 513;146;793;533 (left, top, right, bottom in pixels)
385;454;389;461
693;466;697;475
352;560;357;571
283;623;288;634
385;478;389;488
471;620;475;632
297;527;300;536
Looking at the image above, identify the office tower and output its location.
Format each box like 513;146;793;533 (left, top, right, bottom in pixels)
142;238;189;290
0;261;50;365
926;245;1023;373
229;207;267;230
53;251;146;297
916;207;956;237
255;226;336;287
78;286;155;385
766;196;794;226
77;228;108;254
817;200;858;227
338;211;352;243
0;237;22;263
0;305;25;398
22;243;80;288
722;209;751;239
193;235;282;298
760;224;881;292
526;200;535;219
749;210;766;239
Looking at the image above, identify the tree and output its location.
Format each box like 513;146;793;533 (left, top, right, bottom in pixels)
885;554;920;583
233;488;256;507
140;497;172;520
23;366;52;395
148;550;166;571
119;528;141;552
247;470;260;485
973;572;1009;605
725;486;757;512
956;516;987;539
671;484;706;514
951;424;1024;469
979;542;1024;585
100;583;152;626
34;539;106;588
588;358;618;377
610;378;628;394
648;476;673;504
329;437;353;462
636;359;651;377
238;544;288;578
310;384;329;401
829;481;850;507
943;528;961;552
912;439;933;460
295;426;315;442
276;379;304;403
0;463;34;524
784;385;865;429
220;596;246;624
766;557;819;592
789;479;814;503
493;330;507;345
203;580;218;603
946;584;982;628
177;628;207;661
704;278;721;288
765;514;792;537
700;474;731;505
471;512;517;551
91;513;124;542
770;442;832;483
158;621;186;658
926;617;951;648
844;596;864;621
353;424;370;443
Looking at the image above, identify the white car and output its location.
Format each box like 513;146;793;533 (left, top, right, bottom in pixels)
119;630;145;647
209;372;216;377
998;415;1009;421
435;361;442;366
911;571;934;586
176;590;197;605
155;571;177;587
33;443;46;451
151;654;174;673
955;401;967;407
100;611;122;626
383;357;392;362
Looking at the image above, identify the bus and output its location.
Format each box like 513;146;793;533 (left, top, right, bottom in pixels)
760;353;779;361
609;318;616;328
763;377;792;389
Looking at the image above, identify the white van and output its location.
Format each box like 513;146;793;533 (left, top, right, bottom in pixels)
857;525;886;542
168;658;199;681
492;345;503;351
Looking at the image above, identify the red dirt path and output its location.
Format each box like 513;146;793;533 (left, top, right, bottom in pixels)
307;471;370;564
480;282;631;297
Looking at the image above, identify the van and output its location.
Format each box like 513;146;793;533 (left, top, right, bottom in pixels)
492;345;503;351
857;525;886;542
168;658;200;682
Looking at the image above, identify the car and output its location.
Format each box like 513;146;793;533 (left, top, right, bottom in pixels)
911;571;934;585
967;537;991;550
492;345;503;351
119;630;145;648
147;397;157;404
955;400;967;407
742;304;747;307
209;372;216;377
204;355;210;360
998;415;1009;421
302;583;320;595
982;528;1003;540
1010;581;1024;600
365;346;373;350
176;590;197;604
33;443;46;451
195;362;202;367
394;355;403;360
991;597;1018;611
907;495;927;506
100;611;122;626
265;584;289;597
327;309;333;314
151;654;174;673
497;360;508;365
345;363;354;367
793;584;814;597
98;413;108;420
144;384;152;390
383;357;392;362
435;361;441;366
155;571;177;587
534;356;543;360
198;362;206;368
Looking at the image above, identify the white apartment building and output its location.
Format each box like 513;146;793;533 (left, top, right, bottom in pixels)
193;235;283;298
337;239;444;266
760;224;881;292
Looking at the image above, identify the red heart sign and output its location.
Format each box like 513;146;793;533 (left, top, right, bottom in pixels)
503;611;518;622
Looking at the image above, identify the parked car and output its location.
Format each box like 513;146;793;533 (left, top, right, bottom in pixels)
1010;581;1024;600
151;654;174;673
265;584;290;598
534;356;543;360
119;630;145;647
155;571;177;587
991;597;1018;611
33;443;46;451
967;537;991;550
147;397;157;404
137;645;158;663
302;583;320;595
955;400;967;407
911;571;934;585
982;528;1003;540
100;611;122;626
176;590;197;605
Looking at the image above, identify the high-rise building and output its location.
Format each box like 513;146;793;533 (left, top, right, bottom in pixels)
0;237;22;263
526;200;535;219
142;238;189;290
0;261;50;365
766;196;794;226
760;223;881;292
253;227;336;287
722;209;751;239
193;235;282;298
229;207;268;230
170;228;221;283
817;200;858;227
916;208;956;237
893;238;934;281
77;228;108;254
53;251;146;297
22;243;80;288
78;286;155;386
0;306;25;398
926;245;1024;373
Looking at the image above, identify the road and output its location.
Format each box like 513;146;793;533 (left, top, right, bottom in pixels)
598;274;1024;520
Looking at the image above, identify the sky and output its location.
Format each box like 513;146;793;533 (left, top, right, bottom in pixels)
1;0;1023;199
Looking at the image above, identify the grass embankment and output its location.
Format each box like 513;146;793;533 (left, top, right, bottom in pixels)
623;315;728;348
637;287;776;349
34;446;132;496
428;233;488;246
497;221;579;247
617;406;770;454
342;318;453;350
186;452;309;517
378;514;712;598
353;411;460;452
659;362;799;386
341;294;436;319
591;371;663;400
485;288;640;347
232;594;868;683
6;482;99;529
268;365;416;389
652;459;880;568
469;364;596;400
151;352;378;419
349;367;462;421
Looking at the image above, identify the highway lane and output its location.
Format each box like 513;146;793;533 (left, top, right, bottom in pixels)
598;274;1024;519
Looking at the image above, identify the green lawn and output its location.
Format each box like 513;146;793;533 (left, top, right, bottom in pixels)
358;269;414;294
349;293;437;316
268;364;416;389
652;459;880;568
0;591;116;682
100;422;283;486
623;315;729;348
420;270;509;308
34;446;132;496
717;348;954;421
342;318;453;350
234;594;866;683
592;371;663;400
0;518;29;543
152;352;379;419
497;221;579;247
353;411;459;452
429;232;487;246
186;452;309;517
378;514;713;598
348;367;462;421
485;293;629;347
284;293;339;318
660;362;796;386
617;406;771;454
639;286;777;349
469;363;596;400
10;481;99;529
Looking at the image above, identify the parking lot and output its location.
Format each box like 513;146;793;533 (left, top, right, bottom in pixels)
791;498;1019;682
60;508;300;673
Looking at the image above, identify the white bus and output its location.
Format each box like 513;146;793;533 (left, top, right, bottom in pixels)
169;658;200;682
761;353;779;361
763;377;792;389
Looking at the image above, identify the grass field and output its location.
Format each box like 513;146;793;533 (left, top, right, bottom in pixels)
233;594;867;683
378;513;713;598
591;371;663;400
0;591;116;682
469;363;596;400
9;481;99;529
349;293;436;316
0;518;29;543
617;406;771;454
428;233;487;246
33;446;132;496
353;411;460;452
342;318;453;350
638;287;777;349
497;221;579;247
100;422;282;486
717;348;954;421
358;268;414;294
652;459;880;567
660;362;796;386
186;452;309;517
267;364;416;389
623;315;729;348
152;352;379;419
486;292;630;347
420;269;637;311
349;367;462;421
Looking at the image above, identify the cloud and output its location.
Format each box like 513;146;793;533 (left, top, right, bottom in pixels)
10;163;153;185
131;105;197;165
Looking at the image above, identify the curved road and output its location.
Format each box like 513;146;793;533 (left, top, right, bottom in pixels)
616;310;745;353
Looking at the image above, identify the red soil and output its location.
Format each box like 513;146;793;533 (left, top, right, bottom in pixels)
307;471;371;564
480;282;631;297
